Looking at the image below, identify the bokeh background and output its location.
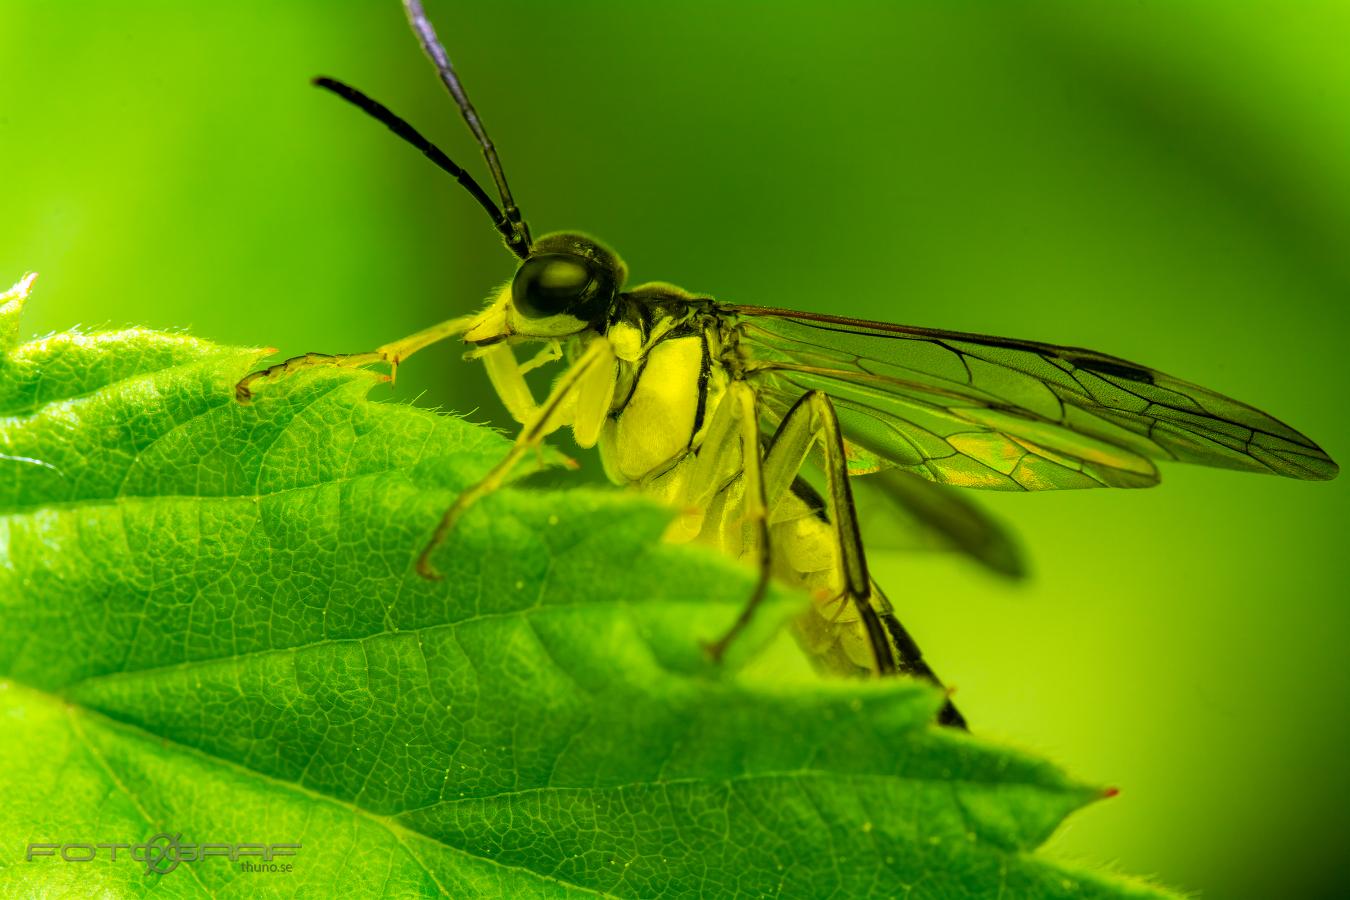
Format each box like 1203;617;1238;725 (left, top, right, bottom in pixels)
3;2;1346;896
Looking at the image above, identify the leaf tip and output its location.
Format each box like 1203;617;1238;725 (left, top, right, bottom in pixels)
1;271;40;353
1101;785;1120;799
2;272;38;307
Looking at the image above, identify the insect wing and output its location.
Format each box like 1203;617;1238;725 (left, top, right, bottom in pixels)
851;468;1026;578
730;306;1338;490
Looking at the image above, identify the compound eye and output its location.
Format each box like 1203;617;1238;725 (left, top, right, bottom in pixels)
512;254;596;319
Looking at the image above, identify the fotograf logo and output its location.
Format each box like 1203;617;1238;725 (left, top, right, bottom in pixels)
26;834;300;876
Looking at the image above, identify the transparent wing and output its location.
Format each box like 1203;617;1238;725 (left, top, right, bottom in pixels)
852;469;1026;578
730;306;1338;490
788;465;1025;580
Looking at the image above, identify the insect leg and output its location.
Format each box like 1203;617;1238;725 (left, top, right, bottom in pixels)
234;314;475;402
480;338;615;448
415;336;615;580
762;391;966;727
758;391;890;668
479;342;540;424
702;382;774;663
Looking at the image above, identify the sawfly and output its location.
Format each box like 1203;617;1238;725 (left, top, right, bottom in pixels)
239;0;1339;728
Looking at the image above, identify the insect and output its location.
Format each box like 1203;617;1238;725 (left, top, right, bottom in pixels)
239;0;1338;729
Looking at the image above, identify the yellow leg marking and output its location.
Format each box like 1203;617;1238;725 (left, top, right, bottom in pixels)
681;386;743;511
377;315;477;384
415;337;614;580
519;340;563;375
570;338;618;449
762;392;869;597
234;314;475;402
704;389;889;672
702;382;773;664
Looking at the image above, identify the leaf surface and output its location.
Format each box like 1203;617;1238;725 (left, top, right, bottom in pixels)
0;276;1175;898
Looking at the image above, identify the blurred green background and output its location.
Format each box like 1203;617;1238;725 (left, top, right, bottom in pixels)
3;1;1346;896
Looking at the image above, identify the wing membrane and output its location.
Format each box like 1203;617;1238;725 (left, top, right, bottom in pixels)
730;306;1337;490
852;468;1026;578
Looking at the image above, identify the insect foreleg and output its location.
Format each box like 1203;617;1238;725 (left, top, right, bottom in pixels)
479;338;615;447
415;335;615;580
479;342;539;424
235;314;475;402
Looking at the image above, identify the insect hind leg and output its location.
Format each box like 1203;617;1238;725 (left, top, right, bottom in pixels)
873;582;967;729
762;390;967;728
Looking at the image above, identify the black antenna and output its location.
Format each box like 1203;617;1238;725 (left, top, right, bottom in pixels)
402;0;532;253
312;77;528;259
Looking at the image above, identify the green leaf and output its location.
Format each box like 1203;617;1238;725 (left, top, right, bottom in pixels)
0;275;1176;898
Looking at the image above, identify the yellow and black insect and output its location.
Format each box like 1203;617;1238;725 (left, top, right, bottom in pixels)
240;0;1338;729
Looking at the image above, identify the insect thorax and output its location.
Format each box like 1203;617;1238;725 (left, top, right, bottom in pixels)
594;284;733;488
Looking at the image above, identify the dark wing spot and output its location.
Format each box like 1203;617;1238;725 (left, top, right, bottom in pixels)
1069;356;1155;384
